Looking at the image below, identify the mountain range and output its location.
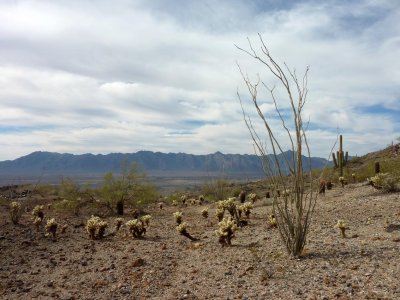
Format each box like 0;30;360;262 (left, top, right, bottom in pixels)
0;150;328;175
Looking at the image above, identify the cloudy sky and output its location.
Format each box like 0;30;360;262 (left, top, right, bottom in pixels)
0;0;399;161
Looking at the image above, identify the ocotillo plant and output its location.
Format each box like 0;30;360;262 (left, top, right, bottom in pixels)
332;135;348;177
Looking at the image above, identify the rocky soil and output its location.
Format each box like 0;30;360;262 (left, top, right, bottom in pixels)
1;183;400;299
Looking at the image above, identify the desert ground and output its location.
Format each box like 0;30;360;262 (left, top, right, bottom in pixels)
1;182;400;300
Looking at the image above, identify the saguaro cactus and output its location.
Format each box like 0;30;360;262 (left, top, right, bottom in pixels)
332;135;348;176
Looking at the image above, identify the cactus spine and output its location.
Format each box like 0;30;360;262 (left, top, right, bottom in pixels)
332;135;348;176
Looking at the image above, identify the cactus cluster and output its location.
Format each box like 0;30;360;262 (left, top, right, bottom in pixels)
247;193;258;203
86;216;108;240
141;215;152;226
9;201;22;225
215;217;238;246
238;202;253;219
125;219;146;238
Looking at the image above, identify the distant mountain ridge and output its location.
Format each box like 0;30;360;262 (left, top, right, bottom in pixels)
0;150;329;177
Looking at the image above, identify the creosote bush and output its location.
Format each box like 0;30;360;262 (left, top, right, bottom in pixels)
9;201;22;225
215;217;238;246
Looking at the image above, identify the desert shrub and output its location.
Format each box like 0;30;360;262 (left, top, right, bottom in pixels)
237;35;316;257
56;178;92;215
201;179;231;201
9;201;22;225
99;163;158;215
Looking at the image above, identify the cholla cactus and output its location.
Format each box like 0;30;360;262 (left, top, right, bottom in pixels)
199;195;205;204
248;193;258;203
176;222;198;241
140;215;152;227
32;205;44;220
215;208;224;222
33;216;43;231
176;222;188;234
126;219;146;238
45;218;58;241
172;200;178;206
339;176;345;187
9;201;22;225
181;195;187;205
238;202;253;219
201;208;209;218
335;220;348;238
352;173;356;182
173;211;183;225
96;221;108;239
215;217;238;246
268;214;277;228
115;218;124;231
86;216;101;240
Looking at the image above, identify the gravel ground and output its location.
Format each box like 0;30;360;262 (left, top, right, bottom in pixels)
1;183;400;300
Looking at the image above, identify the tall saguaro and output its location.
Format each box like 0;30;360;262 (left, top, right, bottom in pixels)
332;135;348;177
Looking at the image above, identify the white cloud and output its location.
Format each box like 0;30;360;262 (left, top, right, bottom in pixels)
0;0;399;161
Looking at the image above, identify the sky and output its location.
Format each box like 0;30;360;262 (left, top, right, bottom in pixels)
0;0;399;161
